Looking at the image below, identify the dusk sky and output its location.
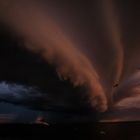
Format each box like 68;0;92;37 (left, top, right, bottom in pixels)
0;0;140;123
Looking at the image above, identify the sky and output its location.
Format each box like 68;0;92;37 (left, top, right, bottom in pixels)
0;0;140;122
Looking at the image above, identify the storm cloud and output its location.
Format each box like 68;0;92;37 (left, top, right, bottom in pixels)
0;0;108;112
0;0;139;117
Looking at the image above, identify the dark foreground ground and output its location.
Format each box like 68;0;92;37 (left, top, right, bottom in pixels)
0;122;140;140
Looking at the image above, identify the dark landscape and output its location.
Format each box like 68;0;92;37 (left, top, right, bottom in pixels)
0;122;140;140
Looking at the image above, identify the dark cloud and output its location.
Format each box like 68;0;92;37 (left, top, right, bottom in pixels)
0;0;108;112
0;0;140;121
100;107;140;122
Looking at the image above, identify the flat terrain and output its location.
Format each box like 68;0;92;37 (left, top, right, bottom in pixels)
0;122;139;139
